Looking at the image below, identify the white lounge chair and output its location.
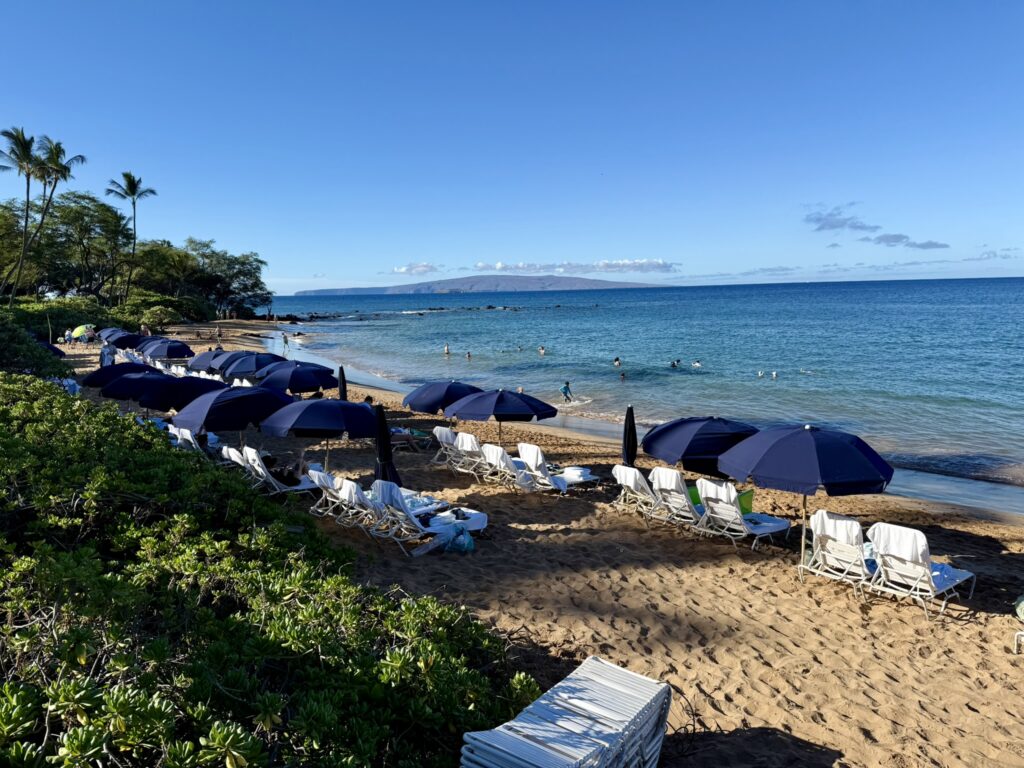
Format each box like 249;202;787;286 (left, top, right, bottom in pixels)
866;522;976;619
308;469;344;517
612;465;663;520
243;446;317;495
481;443;535;491
431;425;459;466
461;655;671;768
331;479;388;533
797;509;875;593
453;432;489;480
517;443;596;494
695;478;790;550
371;480;487;556
220;445;260;481
648;467;704;526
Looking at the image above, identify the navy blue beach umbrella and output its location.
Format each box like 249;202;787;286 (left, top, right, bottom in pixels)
642;416;758;477
255;361;337;393
137;375;227;412
444;388;558;443
717;424;894;563
137;339;195;359
109;333;146;350
373;404;401;485
254;359;332;379
403;380;483;415
221;352;287;379
187;350;224;372
37;339;66;358
261;398;376;469
134;335;168;349
622;405;638;467
209;350;255;373
97;327;126;341
82;362;158;388
100;371;173;402
172;386;293;434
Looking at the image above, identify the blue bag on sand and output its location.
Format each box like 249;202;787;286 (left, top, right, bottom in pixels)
444;526;475;554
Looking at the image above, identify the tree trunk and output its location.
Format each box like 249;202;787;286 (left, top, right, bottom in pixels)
123;200;137;304
7;175;31;308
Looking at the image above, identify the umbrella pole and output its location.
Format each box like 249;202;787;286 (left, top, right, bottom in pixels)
498;420;502;445
799;495;808;565
325;439;330;472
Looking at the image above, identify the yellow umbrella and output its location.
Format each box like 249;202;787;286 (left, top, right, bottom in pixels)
71;324;95;338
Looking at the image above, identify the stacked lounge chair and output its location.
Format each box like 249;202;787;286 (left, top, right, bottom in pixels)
461;656;670;767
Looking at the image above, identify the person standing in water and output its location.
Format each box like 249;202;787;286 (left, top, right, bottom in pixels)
444;343;450;356
466;351;472;361
619;371;626;382
559;381;573;403
538;345;546;356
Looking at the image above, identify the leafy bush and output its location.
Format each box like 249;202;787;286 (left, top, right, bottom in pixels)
0;315;70;378
0;375;533;766
107;290;215;326
7;296;124;339
139;306;182;332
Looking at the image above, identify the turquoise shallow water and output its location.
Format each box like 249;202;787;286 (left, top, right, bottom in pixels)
272;278;1024;498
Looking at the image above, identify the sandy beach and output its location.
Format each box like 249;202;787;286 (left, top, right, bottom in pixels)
69;321;1024;768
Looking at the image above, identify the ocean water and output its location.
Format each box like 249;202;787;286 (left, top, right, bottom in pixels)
272;278;1024;496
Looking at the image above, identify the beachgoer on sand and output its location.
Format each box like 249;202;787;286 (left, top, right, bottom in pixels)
560;381;573;403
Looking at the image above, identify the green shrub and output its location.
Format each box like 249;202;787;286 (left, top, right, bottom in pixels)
8;296;122;339
0;374;532;766
139;306;182;332
0;315;70;378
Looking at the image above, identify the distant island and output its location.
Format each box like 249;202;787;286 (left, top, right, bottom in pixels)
294;274;656;296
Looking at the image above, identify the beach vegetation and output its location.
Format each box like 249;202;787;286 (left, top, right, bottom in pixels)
105;172;157;304
0;374;534;766
0;315;70;378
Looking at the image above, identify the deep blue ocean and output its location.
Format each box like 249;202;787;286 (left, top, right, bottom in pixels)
272;278;1024;498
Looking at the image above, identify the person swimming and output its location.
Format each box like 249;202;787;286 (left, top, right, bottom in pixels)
757;370;765;378
538;345;546;356
466;351;472;360
691;360;702;369
619;371;626;382
613;356;621;367
444;343;450;356
559;381;573;403
670;360;678;369
771;371;778;379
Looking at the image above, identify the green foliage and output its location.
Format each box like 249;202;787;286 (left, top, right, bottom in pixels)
0;374;532;766
0;314;69;377
7;295;123;338
139;305;181;332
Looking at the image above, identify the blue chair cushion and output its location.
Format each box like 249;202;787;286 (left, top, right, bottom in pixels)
930;562;973;593
744;513;790;535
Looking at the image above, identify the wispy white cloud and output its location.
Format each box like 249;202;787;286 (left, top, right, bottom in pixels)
388;262;441;275
471;258;679;275
805;203;949;250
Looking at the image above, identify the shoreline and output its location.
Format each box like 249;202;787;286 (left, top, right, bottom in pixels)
265;324;1024;521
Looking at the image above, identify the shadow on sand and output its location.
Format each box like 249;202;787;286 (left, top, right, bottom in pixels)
663;726;843;767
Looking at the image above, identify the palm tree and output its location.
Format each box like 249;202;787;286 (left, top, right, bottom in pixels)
106;172;156;303
0;127;40;307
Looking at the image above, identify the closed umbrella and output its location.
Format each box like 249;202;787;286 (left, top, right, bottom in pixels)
138;339;195;359
257;363;337;394
338;365;348;401
718;424;894;564
373;404;401;484
221;352;287;379
622;405;638;467
172;386;293;434
100;372;173;402
260;399;376;469
443;388;557;443
137;376;227;412
82;362;158;388
641;416;758;477
402;380;483;414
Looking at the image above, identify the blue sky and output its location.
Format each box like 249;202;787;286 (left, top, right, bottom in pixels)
4;2;1022;294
